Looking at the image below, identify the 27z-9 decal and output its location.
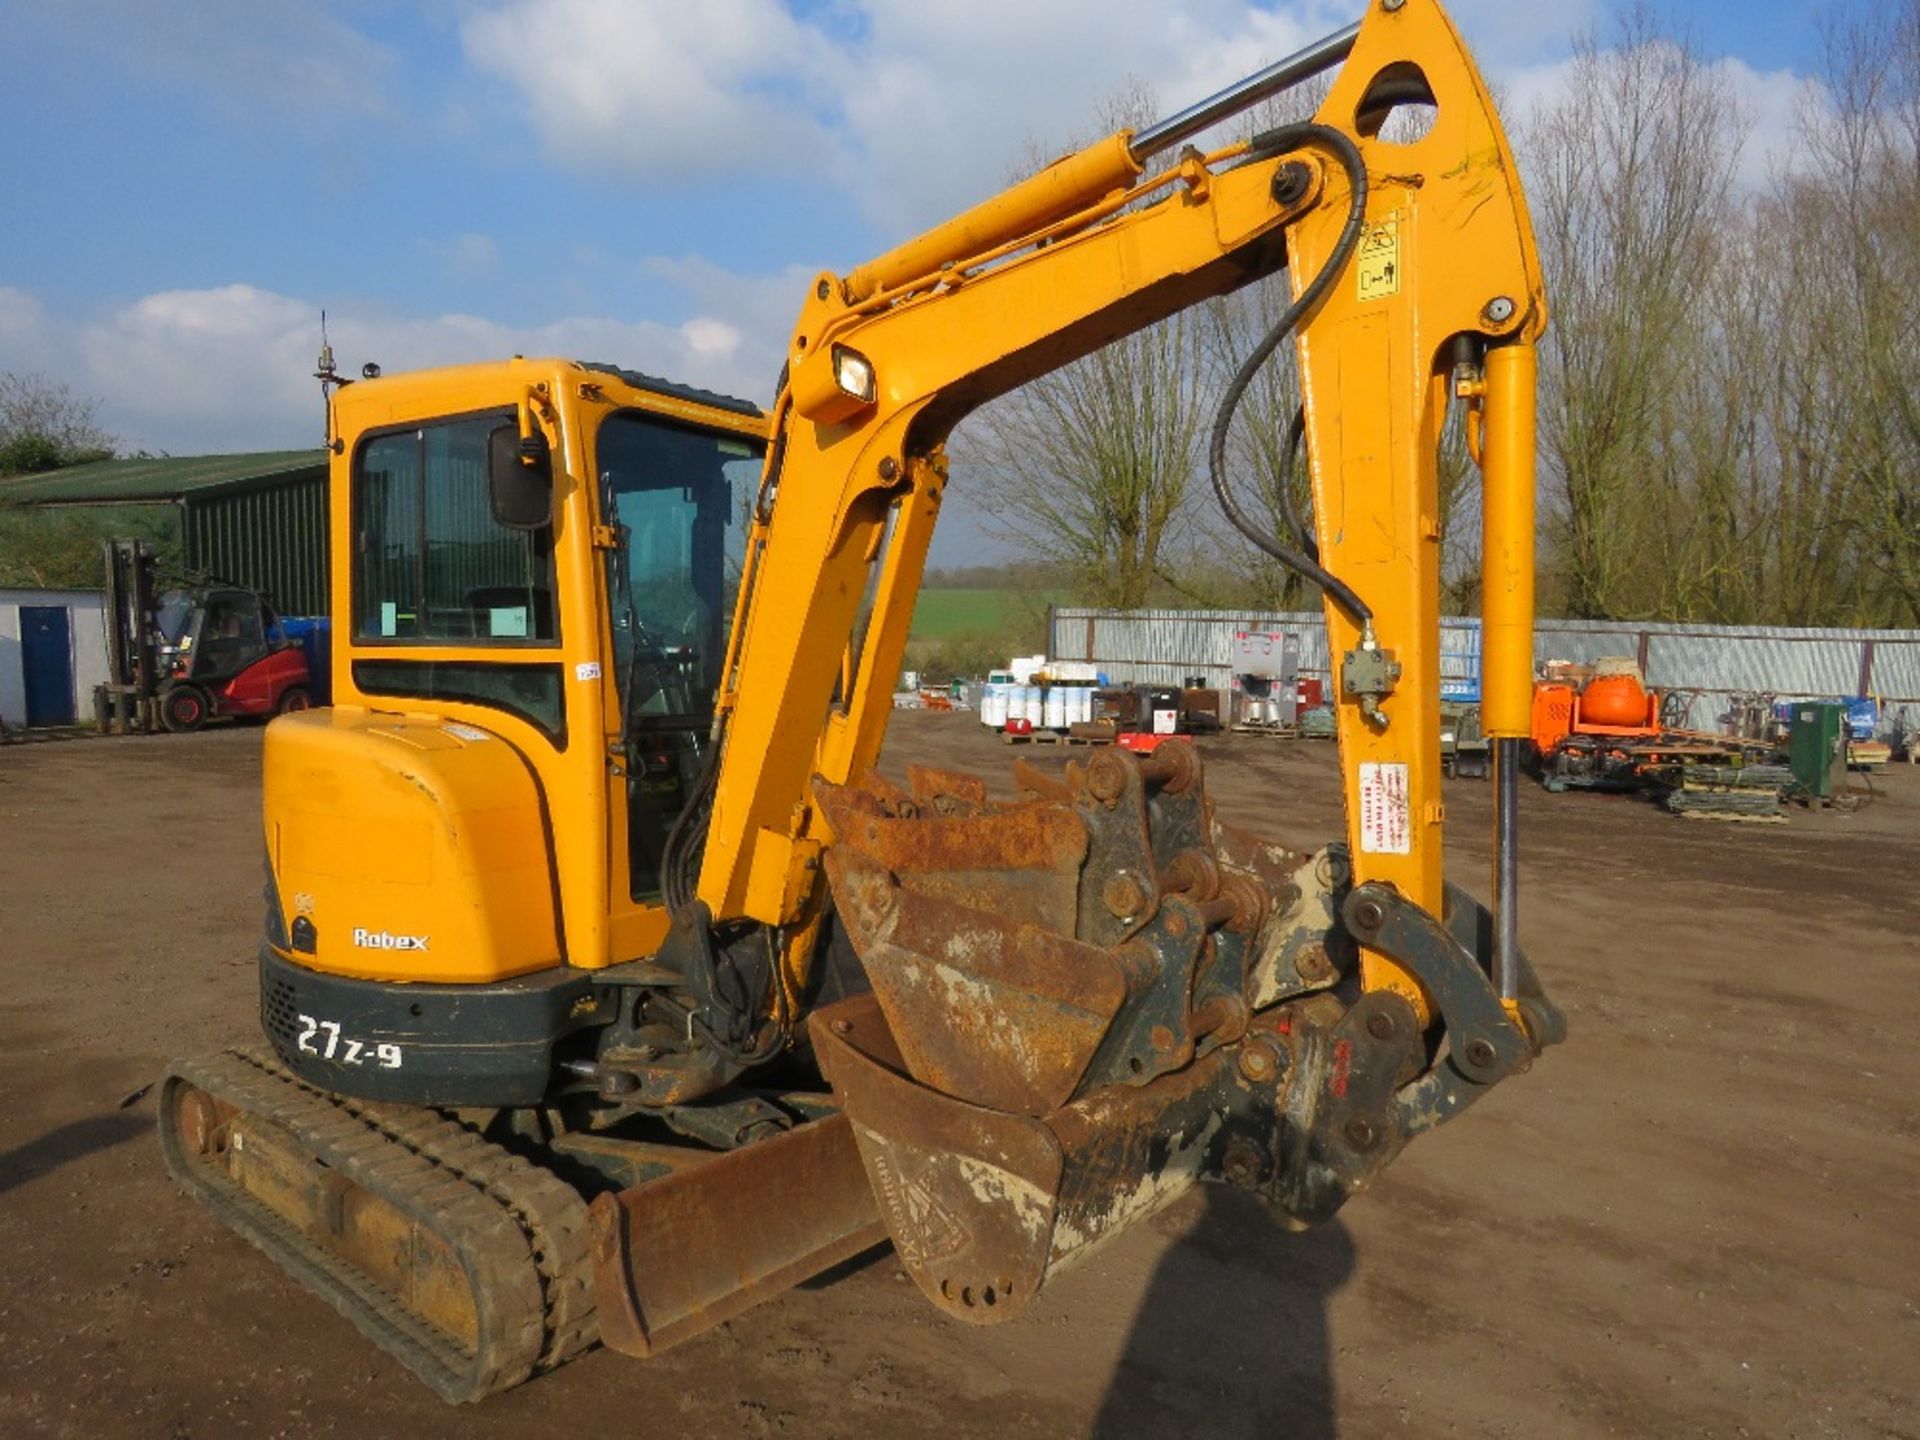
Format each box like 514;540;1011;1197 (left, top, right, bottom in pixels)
294;1014;403;1069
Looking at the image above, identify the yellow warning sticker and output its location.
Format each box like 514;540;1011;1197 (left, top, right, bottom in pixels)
1357;211;1401;302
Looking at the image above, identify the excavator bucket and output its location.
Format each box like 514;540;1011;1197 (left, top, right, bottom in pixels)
809;743;1562;1321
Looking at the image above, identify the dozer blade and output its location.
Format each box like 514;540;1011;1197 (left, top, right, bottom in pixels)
588;1111;888;1357
809;742;1563;1323
158;1048;596;1403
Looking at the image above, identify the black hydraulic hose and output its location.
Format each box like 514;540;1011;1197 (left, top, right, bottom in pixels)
661;727;724;914
1209;121;1372;625
1280;404;1316;561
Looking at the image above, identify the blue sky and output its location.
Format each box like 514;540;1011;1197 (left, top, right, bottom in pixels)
0;0;1861;563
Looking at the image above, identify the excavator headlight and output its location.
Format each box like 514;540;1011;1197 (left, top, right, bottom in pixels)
831;346;876;404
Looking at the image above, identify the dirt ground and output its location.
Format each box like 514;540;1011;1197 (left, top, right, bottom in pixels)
1;713;1915;1439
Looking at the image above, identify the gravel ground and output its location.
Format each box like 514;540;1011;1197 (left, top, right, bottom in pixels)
0;714;1914;1438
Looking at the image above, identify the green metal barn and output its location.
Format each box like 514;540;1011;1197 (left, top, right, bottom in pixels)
2;451;330;615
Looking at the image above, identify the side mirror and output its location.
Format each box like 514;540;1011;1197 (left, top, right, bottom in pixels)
488;423;553;531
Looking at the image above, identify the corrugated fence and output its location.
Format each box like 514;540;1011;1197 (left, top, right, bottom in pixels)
1049;607;1920;704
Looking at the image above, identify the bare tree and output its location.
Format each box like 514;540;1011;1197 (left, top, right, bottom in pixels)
960;83;1217;609
967;308;1210;608
1524;8;1743;620
1813;0;1920;623
1732;181;1870;623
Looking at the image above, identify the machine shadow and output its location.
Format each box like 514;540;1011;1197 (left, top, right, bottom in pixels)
796;1240;894;1290
1090;1191;1356;1440
0;1112;148;1198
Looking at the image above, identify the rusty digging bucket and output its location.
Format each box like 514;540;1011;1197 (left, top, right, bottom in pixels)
807;741;1562;1323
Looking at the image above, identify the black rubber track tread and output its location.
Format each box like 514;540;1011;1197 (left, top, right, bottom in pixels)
159;1048;597;1402
351;1093;598;1371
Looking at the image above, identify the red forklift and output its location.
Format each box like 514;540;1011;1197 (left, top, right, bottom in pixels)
97;539;312;733
152;585;311;730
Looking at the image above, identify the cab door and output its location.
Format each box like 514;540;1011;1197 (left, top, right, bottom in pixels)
590;407;763;959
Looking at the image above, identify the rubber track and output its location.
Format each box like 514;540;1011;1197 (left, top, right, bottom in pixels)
159;1048;596;1402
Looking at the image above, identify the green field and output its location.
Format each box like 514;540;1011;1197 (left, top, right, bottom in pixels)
909;587;1054;641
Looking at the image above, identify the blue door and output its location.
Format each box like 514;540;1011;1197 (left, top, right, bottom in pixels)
20;606;75;727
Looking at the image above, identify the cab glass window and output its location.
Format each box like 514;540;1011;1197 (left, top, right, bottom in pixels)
596;410;762;899
354;413;556;643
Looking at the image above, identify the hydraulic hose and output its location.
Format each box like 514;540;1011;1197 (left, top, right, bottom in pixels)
1280;404;1316;561
1209;121;1372;625
660;736;723;914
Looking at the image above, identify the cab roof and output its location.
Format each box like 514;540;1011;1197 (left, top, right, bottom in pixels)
576;362;763;419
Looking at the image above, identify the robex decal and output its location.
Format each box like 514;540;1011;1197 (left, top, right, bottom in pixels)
352;928;430;952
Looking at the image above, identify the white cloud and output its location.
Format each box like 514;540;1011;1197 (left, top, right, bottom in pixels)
1446;0;1603;66
0;276;795;456
71;285;338;452
462;0;843;176
0;287;48;345
1721;58;1823;190
459;0;1411;233
680;317;742;357
454;0;1638;237
640;253;823;345
428;233;503;277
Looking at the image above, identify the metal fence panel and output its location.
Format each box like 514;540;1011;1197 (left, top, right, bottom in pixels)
1530;622;1641;670
1870;641;1920;702
1051;606;1920;703
1643;633;1857;697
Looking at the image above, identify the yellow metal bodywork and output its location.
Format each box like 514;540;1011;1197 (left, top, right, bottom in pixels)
266;708;557;983
1282;0;1545;1006
700;0;1545;1011
266;360;767;981
1476;341;1539;740
844;132;1144;302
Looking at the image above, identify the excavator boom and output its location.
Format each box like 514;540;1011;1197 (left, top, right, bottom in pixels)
670;0;1560;1323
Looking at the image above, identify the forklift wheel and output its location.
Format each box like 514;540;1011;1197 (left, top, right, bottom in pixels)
276;685;313;716
161;685;211;733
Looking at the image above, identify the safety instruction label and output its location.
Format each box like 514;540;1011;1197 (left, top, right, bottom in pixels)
1358;762;1412;854
1356;211;1401;302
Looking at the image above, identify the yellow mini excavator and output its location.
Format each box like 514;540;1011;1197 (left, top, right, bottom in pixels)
160;0;1563;1401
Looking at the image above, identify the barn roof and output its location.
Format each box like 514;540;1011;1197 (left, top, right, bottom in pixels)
0;451;327;506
